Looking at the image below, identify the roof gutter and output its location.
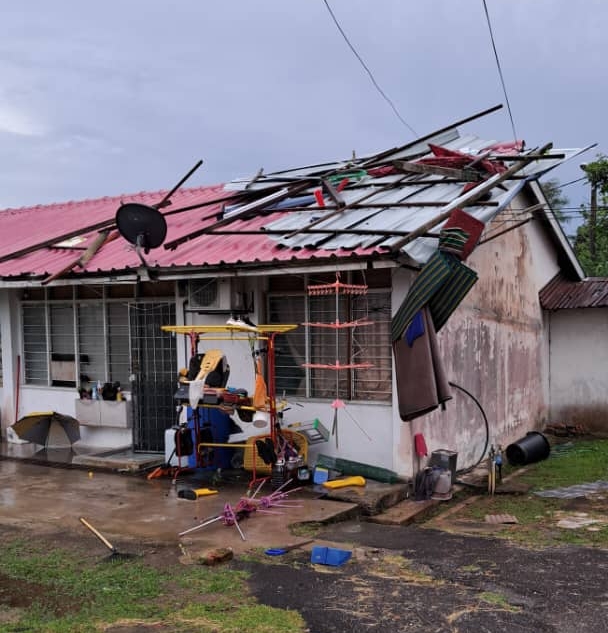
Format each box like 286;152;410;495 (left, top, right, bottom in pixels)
0;254;400;288
0;274;139;289
151;258;398;280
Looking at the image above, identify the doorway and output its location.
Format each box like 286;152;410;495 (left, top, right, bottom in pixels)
129;302;177;452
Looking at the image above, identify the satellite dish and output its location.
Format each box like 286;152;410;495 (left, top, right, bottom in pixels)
115;203;167;254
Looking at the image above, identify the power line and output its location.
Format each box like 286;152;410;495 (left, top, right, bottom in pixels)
554;176;587;189
321;0;418;137
482;0;517;141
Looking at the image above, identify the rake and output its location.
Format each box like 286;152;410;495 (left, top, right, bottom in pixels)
79;517;138;563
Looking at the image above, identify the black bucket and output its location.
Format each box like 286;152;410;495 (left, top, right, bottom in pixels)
506;431;551;466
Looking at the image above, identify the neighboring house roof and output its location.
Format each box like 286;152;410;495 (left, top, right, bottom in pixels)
0;111;589;286
540;273;608;309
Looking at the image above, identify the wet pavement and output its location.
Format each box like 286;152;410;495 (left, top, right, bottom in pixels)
0;456;362;553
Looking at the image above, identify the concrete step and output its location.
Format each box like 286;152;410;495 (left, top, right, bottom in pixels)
319;480;410;516
368;498;439;525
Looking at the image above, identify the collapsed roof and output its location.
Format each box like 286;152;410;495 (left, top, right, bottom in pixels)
0;106;588;285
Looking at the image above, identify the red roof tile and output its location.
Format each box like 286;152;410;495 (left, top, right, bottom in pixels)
0;184;381;280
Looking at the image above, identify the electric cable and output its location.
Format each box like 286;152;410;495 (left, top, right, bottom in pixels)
321;0;417;137
482;0;518;141
554;176;587;189
448;381;490;477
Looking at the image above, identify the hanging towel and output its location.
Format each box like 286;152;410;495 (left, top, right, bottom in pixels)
392;251;478;341
438;227;469;255
427;258;478;332
393;307;452;421
392;251;453;341
405;310;425;347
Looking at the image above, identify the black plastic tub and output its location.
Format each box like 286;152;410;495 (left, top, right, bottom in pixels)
506;431;551;466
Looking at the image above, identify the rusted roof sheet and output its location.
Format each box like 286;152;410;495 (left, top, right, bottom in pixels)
0;126;587;284
233;135;585;264
540;273;608;309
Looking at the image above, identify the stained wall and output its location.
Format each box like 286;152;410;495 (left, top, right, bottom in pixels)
393;209;563;476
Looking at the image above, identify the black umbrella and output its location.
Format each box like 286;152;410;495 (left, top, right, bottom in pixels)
11;411;80;446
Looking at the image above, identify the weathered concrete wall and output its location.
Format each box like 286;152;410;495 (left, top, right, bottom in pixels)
548;307;608;431
394;211;562;476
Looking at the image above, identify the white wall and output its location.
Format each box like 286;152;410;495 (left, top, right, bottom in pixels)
549;308;608;430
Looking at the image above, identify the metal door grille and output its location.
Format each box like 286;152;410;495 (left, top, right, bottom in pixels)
129;302;177;452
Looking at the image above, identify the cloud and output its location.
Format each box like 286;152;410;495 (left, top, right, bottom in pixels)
0;104;47;137
0;0;606;214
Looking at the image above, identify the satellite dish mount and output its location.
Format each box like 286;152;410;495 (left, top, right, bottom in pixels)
114;159;203;267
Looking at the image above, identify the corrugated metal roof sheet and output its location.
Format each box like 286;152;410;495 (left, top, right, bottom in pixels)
0;127;586;284
540;274;608;309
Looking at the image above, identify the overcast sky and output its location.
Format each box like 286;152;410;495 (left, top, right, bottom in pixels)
1;1;605;231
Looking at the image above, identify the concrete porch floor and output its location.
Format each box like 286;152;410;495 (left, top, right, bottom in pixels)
0;439;164;472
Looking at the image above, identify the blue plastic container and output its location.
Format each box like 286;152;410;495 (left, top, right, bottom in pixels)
313;466;329;484
310;546;352;566
187;407;234;469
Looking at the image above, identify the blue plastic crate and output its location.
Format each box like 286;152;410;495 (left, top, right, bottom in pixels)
310;546;352;566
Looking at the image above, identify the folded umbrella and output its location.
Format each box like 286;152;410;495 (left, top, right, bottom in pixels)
11;411;80;446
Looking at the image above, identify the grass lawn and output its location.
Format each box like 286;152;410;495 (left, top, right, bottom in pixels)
453;438;608;548
0;535;306;633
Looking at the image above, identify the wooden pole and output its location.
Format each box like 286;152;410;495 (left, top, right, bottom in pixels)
41;230;114;285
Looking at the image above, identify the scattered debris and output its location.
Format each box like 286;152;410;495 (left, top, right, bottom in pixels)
177;543;193;565
544;423;588;437
534;480;608;499
555;512;605;530
177;487;218;500
198;547;234;566
264;538;314;556
311;546;352;567
484;514;519;524
178;479;301;541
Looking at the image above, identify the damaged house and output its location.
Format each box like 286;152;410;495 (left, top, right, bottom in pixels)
0;109;600;477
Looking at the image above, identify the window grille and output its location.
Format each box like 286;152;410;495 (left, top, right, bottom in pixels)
23;305;48;385
268;272;392;402
22;296;132;388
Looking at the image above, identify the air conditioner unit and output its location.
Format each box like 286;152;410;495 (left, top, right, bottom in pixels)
187;278;233;310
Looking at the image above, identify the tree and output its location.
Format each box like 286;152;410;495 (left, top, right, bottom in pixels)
540;177;569;222
574;155;608;277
